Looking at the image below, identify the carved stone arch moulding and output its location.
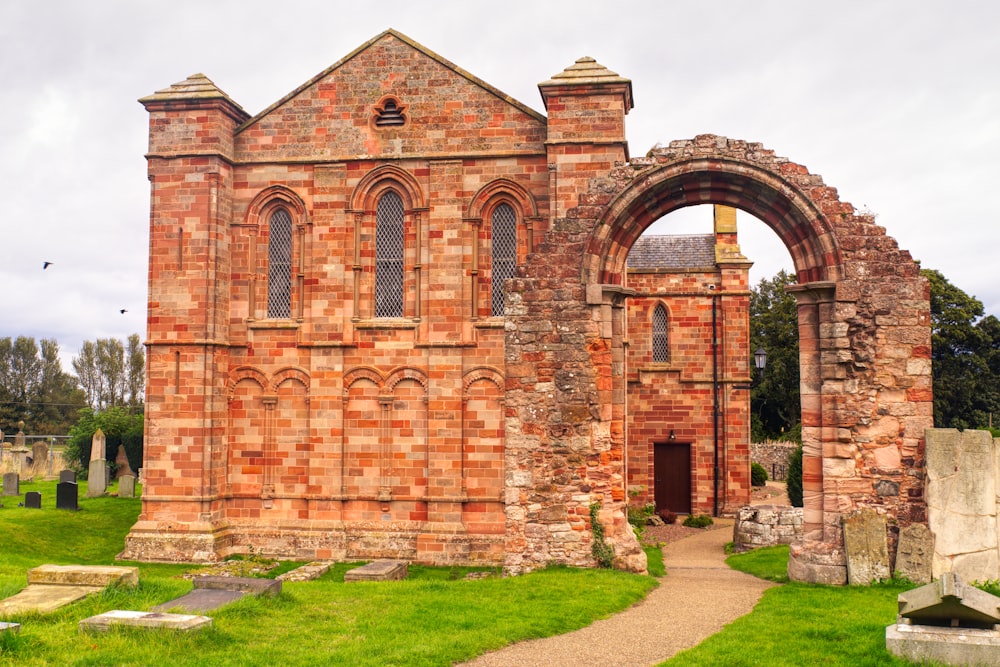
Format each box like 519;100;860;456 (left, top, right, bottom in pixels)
466;178;539;221
343;366;387;393
244;185;310;227
385;367;429;394
271;366;311;396
584;150;844;286
227;366;269;399
349;164;427;213
462;366;505;397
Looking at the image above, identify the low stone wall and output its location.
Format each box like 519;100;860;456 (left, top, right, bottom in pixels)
750;441;797;481
733;504;803;552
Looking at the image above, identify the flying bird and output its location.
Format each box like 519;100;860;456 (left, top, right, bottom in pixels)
43;261;53;269
120;309;128;314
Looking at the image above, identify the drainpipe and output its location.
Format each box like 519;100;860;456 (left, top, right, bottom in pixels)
712;290;720;517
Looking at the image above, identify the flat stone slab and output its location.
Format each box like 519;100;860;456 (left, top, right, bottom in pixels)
277;562;331;582
28;564;138;588
152;576;281;613
887;623;1000;666
344;560;408;582
192;576;281;595
0;584;103;615
80;610;211;632
152;589;245;613
0;622;20;633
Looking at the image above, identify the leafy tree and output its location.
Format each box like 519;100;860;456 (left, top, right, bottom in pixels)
72;334;144;411
923;268;1000;429
0;336;84;435
750;270;801;441
64;406;144;476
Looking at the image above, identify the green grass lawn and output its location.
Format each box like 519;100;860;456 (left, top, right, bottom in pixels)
661;545;920;667
0;479;659;666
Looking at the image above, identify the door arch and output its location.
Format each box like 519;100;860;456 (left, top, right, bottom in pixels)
503;135;932;583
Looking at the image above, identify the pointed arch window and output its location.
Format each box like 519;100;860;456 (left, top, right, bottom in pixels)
652;305;669;363
491;203;517;317
267;208;292;318
375;191;405;318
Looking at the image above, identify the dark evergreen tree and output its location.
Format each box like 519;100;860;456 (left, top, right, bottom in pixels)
750;270;801;441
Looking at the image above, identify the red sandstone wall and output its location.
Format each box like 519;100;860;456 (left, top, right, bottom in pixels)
625;268;751;515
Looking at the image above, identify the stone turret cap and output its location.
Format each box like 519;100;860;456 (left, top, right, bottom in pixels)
538;57;634;111
139;73;249;121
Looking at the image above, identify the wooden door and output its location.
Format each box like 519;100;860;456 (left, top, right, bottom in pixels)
654;442;691;514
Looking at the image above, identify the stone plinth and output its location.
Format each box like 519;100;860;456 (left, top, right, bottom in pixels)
344;560;408;582
887;623;1000;666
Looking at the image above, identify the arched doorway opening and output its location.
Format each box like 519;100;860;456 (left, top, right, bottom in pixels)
624;203;796;522
503;136;931;583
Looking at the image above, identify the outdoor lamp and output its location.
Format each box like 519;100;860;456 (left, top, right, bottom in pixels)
754;347;767;380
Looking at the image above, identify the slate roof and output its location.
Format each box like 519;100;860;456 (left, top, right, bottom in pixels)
626;235;716;270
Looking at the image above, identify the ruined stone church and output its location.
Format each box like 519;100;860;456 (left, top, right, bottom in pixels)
125;29;932;583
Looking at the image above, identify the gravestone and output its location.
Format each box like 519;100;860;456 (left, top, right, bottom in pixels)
59;470;76;484
894;523;934;585
24;491;41;509
32;441;48;469
842;507;890;585
114;445;135;479
87;429;108;498
2;472;18;496
56;482;78;511
118;475;136;499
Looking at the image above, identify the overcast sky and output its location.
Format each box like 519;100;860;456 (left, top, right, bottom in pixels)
2;0;997;372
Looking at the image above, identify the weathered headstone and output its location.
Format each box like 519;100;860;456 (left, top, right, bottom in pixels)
2;472;18;496
56;481;78;511
32;441;48;469
24;491;41;509
114;445;135;479
90;428;106;463
87;429;108;498
894;523;934;585
842;507;890;585
118;475;136;499
59;469;77;484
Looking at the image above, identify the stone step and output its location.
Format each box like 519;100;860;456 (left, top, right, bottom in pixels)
27;565;138;588
80;610;211;632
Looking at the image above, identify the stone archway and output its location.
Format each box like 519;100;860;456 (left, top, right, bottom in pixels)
503;135;932;583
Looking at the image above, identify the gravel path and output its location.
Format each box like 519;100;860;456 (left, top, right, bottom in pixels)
458;518;776;667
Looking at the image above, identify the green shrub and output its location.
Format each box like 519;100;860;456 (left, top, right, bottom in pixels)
627;503;655;538
682;514;714;528
64;407;144;477
751;462;769;487
589;502;615;568
787;444;804;507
